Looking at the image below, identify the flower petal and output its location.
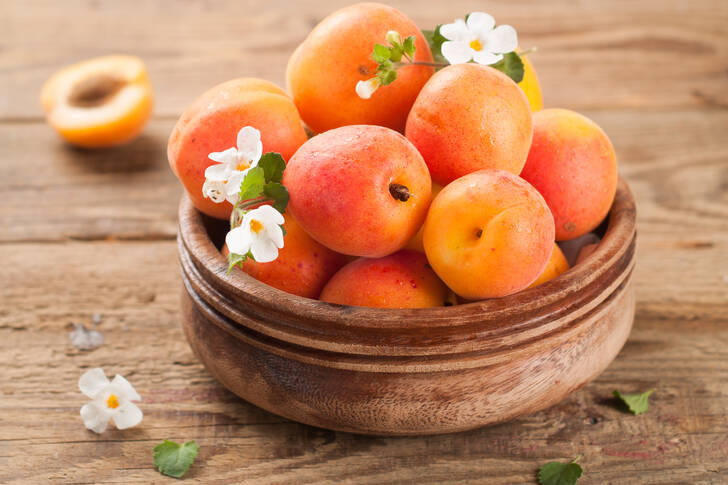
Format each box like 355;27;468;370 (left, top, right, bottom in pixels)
81;402;110;434
111;374;141;402
236;126;263;164
440;19;470;42
466;12;496;35
110;401;143;430
208;147;238;165
224;170;247;203
265;221;285;249
204;163;231;182
253;204;285;225
202;179;226;203
79;368;110;399
226;225;253;256
487;25;518;53
441;41;474;65
472;49;503;65
250;236;280;263
355;78;380;100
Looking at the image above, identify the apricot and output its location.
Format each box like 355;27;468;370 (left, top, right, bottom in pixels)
528;244;570;288
519;54;543;111
224;212;347;299
423;169;554;300
284;125;431;258
405;63;533;186
319;250;448;308
286;3;433;134
168;78;308;220
520;109;618;241
403;182;443;253
40;55;153;148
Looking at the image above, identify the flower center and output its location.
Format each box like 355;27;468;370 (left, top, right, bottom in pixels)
249;219;263;234
106;394;120;409
470;39;483;51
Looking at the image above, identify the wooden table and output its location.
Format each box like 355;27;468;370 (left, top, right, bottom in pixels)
1;1;726;483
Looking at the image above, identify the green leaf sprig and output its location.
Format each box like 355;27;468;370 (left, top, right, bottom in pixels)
227;152;289;273
538;456;583;485
613;389;655;415
153;440;199;478
370;31;420;87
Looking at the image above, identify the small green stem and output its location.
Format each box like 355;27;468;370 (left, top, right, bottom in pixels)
396;60;448;68
571;455;582;464
518;46;538;57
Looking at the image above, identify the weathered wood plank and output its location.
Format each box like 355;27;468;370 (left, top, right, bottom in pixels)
0;241;726;483
0;0;726;120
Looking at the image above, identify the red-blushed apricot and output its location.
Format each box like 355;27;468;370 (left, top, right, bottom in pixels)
405;63;533;186
286;3;433;134
319;250;448;308
40;55;153;148
403;182;443;253
168;78;308;220
283;125;431;258
528;244;570;288
423;169;555;300
520;108;618;241
223;212;347;299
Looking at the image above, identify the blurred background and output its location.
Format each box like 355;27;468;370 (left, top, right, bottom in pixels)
1;1;727;483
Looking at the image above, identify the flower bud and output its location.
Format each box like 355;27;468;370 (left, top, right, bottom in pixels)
386;30;402;46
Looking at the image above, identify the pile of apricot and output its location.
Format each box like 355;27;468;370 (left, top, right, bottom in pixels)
167;3;618;308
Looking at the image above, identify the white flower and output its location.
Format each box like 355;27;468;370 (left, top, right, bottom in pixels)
226;205;285;263
79;368;142;434
440;12;518;66
356;77;381;99
203;126;263;204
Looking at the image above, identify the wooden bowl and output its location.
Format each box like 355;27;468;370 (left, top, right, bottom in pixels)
177;178;636;436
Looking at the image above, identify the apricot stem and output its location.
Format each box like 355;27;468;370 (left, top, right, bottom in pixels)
389;183;411;202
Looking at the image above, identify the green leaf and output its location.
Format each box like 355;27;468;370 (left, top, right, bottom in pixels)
280;224;287;237
402;35;416;57
263;182;289;213
389;44;403;62
258;152;286;183
153;440;199;478
491;51;525;83
422;26;447;64
613;389;654;415
372;43;391;63
379;69;397;86
538;457;583;485
227;252;246;274
238;166;265;201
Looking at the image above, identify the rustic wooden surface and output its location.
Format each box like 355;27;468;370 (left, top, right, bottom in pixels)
0;0;726;483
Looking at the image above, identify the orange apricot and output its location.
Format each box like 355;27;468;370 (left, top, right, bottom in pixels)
224;212;347;299
423;169;555;300
319;250;448;308
167;78;307;220
520;109;618;241
519;54;543;111
528;244;570;288
286;2;433;133
403;182;443;253
405;63;533;186
283;125;431;258
40;55;153;148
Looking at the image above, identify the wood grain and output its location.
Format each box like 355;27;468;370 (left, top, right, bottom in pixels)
1;0;727;482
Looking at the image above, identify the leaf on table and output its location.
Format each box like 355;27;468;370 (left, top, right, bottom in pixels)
613;389;655;415
153;440;199;478
538;457;583;485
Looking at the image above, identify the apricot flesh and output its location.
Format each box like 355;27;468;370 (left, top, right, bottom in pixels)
405;63;533;186
283;125;431;258
319;250;448;308
286;2;433;134
224;212;347;299
167;78;308;220
528;244;570;288
520;109;618;241
40;55;153;148
423;169;555;300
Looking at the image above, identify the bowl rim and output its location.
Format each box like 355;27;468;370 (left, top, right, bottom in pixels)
178;177;636;357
